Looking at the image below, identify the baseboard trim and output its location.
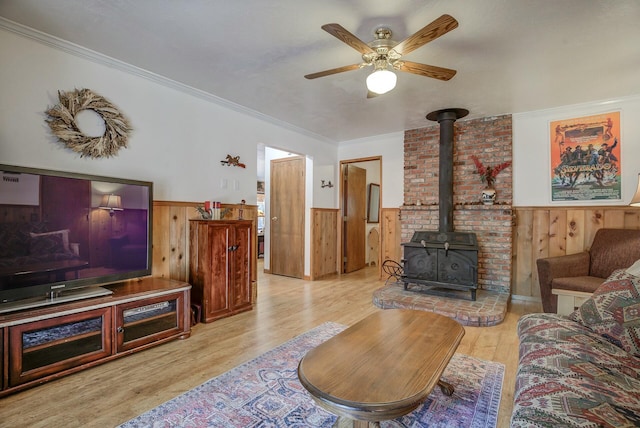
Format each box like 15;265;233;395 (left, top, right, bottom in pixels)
510;294;542;302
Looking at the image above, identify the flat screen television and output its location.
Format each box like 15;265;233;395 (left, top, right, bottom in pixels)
0;164;153;313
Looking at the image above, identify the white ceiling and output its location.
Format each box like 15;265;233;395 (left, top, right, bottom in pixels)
1;0;639;143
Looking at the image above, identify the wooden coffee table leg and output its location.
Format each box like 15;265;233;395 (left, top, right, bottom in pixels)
438;379;455;396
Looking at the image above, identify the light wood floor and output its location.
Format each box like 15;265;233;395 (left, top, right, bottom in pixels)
0;264;540;428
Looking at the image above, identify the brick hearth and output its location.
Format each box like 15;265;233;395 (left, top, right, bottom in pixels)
373;283;509;326
374;114;513;326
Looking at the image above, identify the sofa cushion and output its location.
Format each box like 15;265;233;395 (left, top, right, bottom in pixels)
0;222;49;258
569;269;640;357
30;229;70;252
512;313;640;427
29;233;66;256
589;228;640;278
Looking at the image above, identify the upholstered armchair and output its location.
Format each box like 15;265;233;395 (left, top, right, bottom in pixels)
536;228;640;313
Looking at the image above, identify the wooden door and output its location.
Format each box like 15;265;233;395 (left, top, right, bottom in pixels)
270;156;305;278
190;221;231;321
206;222;231;319
343;164;366;273
231;222;252;310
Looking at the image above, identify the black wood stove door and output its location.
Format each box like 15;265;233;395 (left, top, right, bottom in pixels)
437;249;477;286
403;247;437;281
403;247;477;286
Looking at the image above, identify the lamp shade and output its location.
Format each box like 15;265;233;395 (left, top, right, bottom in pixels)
630;174;640;207
99;194;123;212
366;69;397;95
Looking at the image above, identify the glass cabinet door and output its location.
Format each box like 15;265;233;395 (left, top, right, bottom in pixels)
9;307;112;386
0;329;3;390
116;292;185;352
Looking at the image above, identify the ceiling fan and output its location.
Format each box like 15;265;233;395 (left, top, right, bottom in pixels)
305;14;458;96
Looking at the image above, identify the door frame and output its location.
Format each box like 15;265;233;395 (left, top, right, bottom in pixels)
339;156;382;276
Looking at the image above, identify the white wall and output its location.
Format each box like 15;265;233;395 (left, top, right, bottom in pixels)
337;98;640;210
337;132;405;208
513;94;640;206
0;26;337;207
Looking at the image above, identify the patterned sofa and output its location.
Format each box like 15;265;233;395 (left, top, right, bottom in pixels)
511;267;640;427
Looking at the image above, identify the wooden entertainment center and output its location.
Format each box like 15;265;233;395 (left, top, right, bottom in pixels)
0;277;191;397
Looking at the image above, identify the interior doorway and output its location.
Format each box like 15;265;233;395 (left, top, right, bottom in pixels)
342;164;366;273
269;155;305;279
340;156;382;274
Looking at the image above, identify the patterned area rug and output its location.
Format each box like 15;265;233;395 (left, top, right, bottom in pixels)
118;322;504;428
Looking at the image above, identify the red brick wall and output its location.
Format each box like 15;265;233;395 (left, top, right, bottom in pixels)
401;115;513;293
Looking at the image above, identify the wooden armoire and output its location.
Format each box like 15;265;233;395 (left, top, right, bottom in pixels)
188;220;253;322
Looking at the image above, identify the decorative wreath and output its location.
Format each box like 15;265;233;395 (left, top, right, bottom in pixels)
45;88;132;159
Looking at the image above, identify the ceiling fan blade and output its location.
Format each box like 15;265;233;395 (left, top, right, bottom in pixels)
399;61;457;81
391;14;458;56
304;64;362;79
321;23;375;55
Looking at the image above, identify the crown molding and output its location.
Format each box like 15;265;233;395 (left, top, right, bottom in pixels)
0;17;335;144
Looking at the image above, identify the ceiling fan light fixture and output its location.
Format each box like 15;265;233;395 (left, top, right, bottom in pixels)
366;69;397;95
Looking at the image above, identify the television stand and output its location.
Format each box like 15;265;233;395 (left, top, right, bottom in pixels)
0;286;113;315
0;277;191;397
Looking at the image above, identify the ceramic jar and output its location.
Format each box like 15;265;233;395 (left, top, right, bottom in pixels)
481;187;497;205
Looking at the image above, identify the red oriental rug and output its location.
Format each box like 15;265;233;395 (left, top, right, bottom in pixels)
118;322;504;427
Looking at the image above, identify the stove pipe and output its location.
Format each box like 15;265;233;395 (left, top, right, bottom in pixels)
426;108;469;233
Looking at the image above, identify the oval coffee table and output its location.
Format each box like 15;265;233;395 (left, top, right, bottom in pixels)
297;309;465;427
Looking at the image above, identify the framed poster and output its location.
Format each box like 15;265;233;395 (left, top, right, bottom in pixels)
550;111;621;201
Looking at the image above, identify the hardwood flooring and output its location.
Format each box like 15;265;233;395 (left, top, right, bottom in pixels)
0;264;540;428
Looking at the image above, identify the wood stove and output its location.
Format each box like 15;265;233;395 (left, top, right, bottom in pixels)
402;230;478;300
401;107;480;300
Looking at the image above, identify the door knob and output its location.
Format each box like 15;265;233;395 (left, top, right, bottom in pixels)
272;216;278;221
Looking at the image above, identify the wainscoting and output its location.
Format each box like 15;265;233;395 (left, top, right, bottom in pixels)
512;205;640;299
310;208;339;280
309;208;402;280
153;202;400;287
153;202;639;304
152;201;258;298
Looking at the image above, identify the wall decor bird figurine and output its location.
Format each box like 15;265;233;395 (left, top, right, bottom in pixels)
221;154;246;168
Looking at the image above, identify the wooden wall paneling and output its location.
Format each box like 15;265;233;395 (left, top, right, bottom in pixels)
530;210;549;298
380;208;401;279
0;205;39;223
310;208;338;280
603;209;625;229
89;209;111;268
565;209;586;254
513;209;533;297
624;209;640;229
584;209;604;250
548;209;567;257
152;204;172;279
168;206;188;282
